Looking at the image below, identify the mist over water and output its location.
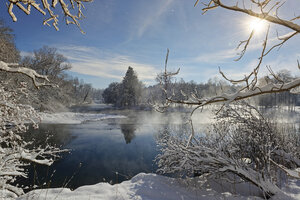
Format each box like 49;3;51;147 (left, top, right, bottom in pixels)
20;105;212;190
18;104;300;191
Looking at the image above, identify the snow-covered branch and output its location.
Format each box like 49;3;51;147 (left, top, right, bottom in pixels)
0;61;54;89
157;103;300;198
156;1;300;111
5;0;92;33
166;77;300;107
198;0;300;32
0;70;64;198
197;0;300;60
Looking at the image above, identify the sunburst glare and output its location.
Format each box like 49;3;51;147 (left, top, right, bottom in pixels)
248;18;267;34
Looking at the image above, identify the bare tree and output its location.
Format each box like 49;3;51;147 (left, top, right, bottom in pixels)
4;0;92;32
21;46;71;80
0;20;20;63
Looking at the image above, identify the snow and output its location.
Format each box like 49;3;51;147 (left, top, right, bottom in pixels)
39;112;126;124
17;173;300;200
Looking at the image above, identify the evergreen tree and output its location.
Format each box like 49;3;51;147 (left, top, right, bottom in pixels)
120;66;142;107
102;66;143;107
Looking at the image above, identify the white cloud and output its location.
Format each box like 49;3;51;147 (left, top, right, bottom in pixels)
195;48;238;63
56;45;159;81
135;0;174;38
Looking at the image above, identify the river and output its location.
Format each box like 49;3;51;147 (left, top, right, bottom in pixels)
19;104;196;191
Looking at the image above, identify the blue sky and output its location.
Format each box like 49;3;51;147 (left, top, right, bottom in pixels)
1;0;299;88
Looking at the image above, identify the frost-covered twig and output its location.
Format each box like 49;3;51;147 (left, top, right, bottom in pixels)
5;0;92;33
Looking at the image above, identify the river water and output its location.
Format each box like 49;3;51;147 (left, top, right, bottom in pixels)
19;104;299;191
19;104;195;190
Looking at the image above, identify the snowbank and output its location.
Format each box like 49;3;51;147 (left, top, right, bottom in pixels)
39;112;126;124
17;173;300;200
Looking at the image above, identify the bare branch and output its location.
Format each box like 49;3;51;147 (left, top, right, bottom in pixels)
235;29;255;61
263;31;299;57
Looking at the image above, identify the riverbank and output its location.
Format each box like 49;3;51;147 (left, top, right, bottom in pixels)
17;172;300;200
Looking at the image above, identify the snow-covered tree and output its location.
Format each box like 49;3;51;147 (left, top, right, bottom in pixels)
102;67;143;107
156;1;300;198
157;102;300;197
120;66;143;107
0;15;70;199
0;0;92;197
21;46;71;80
0;61;64;198
102;82;121;105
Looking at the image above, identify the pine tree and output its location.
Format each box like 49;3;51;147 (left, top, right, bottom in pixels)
120;66;142;107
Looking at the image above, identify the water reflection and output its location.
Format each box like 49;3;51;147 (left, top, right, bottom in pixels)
120;117;138;144
18;111;163;190
120;123;136;144
24;124;74;147
17;107;300;192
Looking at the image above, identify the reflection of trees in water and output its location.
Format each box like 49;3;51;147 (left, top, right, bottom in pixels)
24;124;74;148
16;124;74;191
119;115;141;144
120;122;137;144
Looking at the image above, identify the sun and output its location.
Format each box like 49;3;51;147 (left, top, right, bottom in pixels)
248;18;267;34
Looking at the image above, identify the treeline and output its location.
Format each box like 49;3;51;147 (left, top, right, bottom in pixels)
102;66;143;107
0;20;102;112
253;70;300;111
102;68;240;108
103;68;300;109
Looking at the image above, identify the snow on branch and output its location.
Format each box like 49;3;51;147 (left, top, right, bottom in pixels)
0;61;55;89
157;134;281;197
156;50;300;112
197;0;300;32
157;103;300;198
6;0;92;33
0;81;65;198
270;159;300;179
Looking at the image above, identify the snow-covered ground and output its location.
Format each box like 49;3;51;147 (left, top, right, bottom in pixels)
39;112;126;124
18;173;300;200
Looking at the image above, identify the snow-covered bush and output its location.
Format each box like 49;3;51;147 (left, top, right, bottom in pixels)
156;102;300;198
0;62;63;199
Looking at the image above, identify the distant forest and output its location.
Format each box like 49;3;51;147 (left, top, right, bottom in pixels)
102;66;300;110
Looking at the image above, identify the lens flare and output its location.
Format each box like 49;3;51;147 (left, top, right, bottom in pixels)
248;18;267;34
